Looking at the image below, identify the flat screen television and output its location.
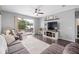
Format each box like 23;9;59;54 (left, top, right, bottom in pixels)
48;22;58;30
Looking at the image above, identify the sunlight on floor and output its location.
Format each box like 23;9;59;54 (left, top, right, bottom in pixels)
21;35;50;54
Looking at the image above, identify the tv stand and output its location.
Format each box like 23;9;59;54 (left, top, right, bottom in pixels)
43;30;58;41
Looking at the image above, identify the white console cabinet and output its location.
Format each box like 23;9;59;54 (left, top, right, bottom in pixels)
43;30;58;40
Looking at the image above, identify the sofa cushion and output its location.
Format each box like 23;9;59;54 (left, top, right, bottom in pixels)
41;43;64;54
13;48;29;54
8;43;25;54
3;34;15;45
63;43;79;54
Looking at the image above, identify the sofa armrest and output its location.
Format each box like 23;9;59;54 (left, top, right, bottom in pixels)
41;43;64;54
63;43;79;54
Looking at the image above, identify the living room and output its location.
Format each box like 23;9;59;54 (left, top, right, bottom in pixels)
0;5;79;54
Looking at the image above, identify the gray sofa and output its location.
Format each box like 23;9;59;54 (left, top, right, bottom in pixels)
63;43;79;54
41;43;79;54
7;42;29;54
1;34;29;54
41;43;64;54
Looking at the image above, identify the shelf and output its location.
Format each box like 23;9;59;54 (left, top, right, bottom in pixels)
43;35;56;40
43;31;58;40
44;18;59;21
44;30;57;33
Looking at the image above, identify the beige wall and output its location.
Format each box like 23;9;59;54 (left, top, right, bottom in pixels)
40;9;76;42
1;11;38;33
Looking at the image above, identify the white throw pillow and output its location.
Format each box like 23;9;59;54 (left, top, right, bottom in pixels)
4;34;15;45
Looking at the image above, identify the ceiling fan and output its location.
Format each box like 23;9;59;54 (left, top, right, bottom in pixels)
34;8;44;16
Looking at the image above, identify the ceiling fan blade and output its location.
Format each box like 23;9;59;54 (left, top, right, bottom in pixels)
38;12;44;14
34;7;44;16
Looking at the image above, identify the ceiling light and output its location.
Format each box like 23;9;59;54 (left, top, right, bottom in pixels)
34;13;38;16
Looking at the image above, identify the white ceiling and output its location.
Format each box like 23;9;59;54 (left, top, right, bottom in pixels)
0;5;79;18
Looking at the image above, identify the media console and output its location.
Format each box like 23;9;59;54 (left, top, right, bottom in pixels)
42;16;59;43
43;30;58;40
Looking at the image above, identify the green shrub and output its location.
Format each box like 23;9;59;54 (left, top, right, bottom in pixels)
18;20;26;30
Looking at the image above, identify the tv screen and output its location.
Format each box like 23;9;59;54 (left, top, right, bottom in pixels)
48;22;58;30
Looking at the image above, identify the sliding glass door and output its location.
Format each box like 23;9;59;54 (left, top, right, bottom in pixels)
14;16;34;35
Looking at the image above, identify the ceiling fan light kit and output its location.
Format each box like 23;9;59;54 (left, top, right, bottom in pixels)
34;8;44;16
